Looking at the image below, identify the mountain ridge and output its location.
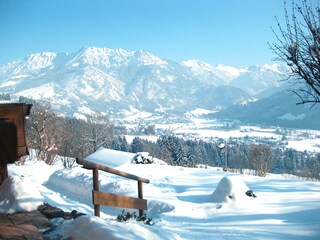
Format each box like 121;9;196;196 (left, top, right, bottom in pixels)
0;47;288;119
209;90;320;130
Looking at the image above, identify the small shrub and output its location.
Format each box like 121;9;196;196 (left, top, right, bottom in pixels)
245;190;257;198
116;210;154;225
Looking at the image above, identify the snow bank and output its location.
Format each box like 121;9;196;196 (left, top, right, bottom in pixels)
47;166;138;207
147;200;175;219
0;174;44;214
47;167;94;202
48;215;172;240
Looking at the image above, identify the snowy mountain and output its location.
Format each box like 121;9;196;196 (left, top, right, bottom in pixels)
230;64;288;95
0;47;287;118
181;60;248;85
209;90;320;130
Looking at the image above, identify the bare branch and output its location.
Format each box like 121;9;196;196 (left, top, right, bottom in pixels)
270;0;320;106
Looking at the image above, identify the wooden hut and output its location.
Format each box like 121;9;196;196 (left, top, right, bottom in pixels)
0;102;32;184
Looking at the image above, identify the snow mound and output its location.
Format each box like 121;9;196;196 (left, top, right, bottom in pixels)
0;174;44;214
47;167;138;204
209;176;253;204
147;200;175;218
47;167;93;202
48;215;170;240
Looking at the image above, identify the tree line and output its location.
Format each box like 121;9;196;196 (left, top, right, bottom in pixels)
128;135;320;180
13;98;318;180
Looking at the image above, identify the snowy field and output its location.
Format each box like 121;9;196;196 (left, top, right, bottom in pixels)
1;155;320;240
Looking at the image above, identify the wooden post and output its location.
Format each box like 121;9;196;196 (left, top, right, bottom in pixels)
138;181;144;217
92;167;100;217
224;143;228;172
77;158;149;218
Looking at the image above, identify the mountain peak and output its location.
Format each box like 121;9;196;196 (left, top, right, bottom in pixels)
182;60;246;82
182;59;213;72
133;50;168;66
66;47;168;68
0;51;58;75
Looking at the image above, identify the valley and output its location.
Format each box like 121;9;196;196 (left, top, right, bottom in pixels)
115;108;320;154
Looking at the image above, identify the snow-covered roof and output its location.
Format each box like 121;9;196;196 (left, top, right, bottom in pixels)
84;148;135;168
0;101;22;104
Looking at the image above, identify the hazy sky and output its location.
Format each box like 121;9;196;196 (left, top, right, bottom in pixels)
0;0;291;67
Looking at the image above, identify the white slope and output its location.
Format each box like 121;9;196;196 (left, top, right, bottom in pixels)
182;60;248;83
1;157;320;240
0;52;58;75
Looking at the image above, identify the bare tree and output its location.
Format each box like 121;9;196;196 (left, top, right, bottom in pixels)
305;153;320;180
26;101;59;164
229;149;247;174
80;116;114;156
270;0;320;106
248;144;275;177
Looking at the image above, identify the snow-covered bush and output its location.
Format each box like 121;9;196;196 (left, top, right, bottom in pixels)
131;152;154;164
116;210;154;225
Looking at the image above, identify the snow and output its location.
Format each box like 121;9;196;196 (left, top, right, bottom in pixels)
77;106;97;116
125;135;158;144
51;215;170;240
8;74;30;79
279;113;306;120
182;60;248;82
209;176;252;204
122;110;153;121
214;64;248;80
0;80;18;88
1;156;320;239
85;148;135;168
0;174;44;214
262;63;288;74
185;108;217;117
174;128;279;140
17;83;56;100
73;112;88;121
286;139;320;152
0;47;289;115
182;59;214;73
135;50;168;66
1;52;57;75
67;47;167;69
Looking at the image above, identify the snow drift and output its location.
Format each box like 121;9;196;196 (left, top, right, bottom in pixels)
209;176;256;205
0;174;44;214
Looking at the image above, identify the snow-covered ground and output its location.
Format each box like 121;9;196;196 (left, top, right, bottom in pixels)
1;155;320;239
120;114;320;153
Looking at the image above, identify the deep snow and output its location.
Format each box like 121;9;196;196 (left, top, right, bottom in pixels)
1;155;320;239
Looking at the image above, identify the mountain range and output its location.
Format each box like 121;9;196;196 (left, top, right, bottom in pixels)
3;46;318;130
0;47;289;120
209;90;320;130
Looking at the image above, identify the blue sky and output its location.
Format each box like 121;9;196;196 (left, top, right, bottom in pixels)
0;0;289;67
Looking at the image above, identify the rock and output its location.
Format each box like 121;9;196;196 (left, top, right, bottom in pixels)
38;203;85;220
